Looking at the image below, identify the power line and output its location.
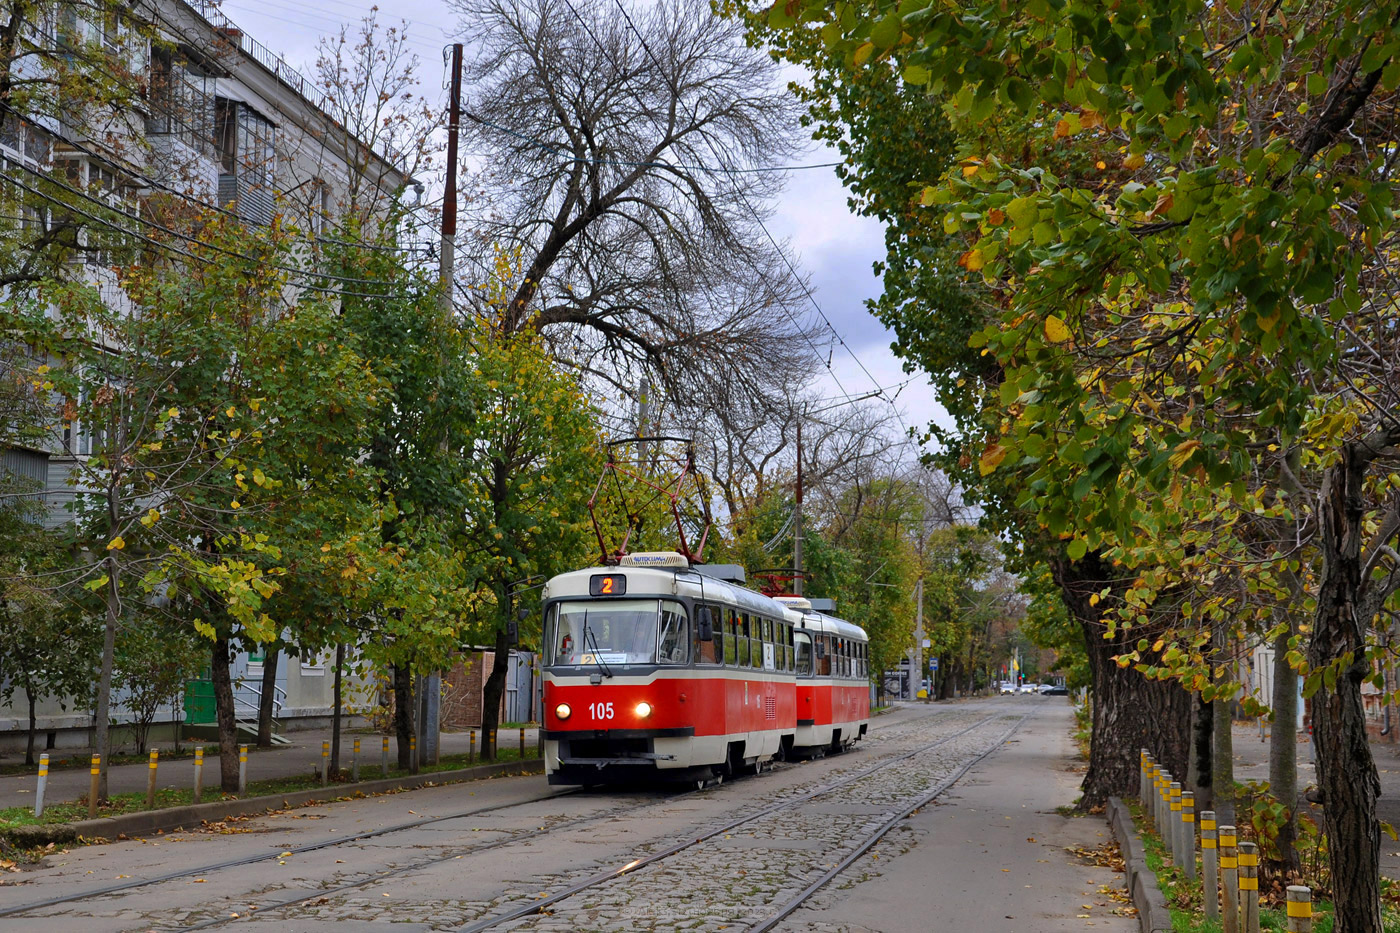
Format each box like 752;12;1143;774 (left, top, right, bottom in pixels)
0;166;419;301
464;110;845;175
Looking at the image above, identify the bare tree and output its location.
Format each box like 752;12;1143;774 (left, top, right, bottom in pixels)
453;0;818;404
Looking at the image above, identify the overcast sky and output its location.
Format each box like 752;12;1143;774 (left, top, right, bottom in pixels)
215;0;945;463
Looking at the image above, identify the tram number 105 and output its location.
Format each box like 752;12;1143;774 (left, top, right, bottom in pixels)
588;702;615;720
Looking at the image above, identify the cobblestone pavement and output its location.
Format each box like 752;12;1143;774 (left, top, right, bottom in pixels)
0;701;1092;933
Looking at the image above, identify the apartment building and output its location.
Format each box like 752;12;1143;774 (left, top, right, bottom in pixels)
0;0;409;754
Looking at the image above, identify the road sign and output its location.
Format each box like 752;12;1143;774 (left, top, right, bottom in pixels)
921;638;931;648
929;658;939;672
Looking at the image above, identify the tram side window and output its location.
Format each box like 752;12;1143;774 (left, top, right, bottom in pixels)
658;602;688;664
817;636;831;676
795;631;812;675
695;605;718;664
741;614;755;667
761;618;773;670
723;610;738;665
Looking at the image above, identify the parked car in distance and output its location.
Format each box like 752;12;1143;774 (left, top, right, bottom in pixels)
1019;683;1037;694
999;681;1017;695
1043;684;1069;696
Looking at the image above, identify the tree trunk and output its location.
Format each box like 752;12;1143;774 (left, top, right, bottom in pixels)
1308;451;1382;933
392;662;414;770
1268;611;1301;877
330;642;344;774
25;689;37;767
256;647;279;747
1212;627;1237;826
1051;551;1190;808
210;635;240;792
481;628;511;760
1188;691;1213;813
94;554;120;801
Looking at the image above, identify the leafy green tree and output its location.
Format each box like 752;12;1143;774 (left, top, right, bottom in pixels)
457;322;602;759
113;614;204;754
760;1;1400;923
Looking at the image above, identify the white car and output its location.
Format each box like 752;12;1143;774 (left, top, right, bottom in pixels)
1019;683;1037;694
999;682;1017;695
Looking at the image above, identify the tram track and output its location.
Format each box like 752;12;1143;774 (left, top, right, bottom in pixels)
156;705;986;932
453;708;1027;933
0;704;985;930
0;785;586;920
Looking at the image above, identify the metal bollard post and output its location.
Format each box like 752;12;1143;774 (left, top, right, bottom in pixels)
1285;885;1312;933
1219;825;1239;933
469;729;476;762
352;738;360;782
34;753;48;817
1157;770;1170;834
519;727;526;759
1180;791;1197;880
193;747;204;804
1201;810;1219;921
321;740;330;786
146;749;159;809
1138;750;1147;804
410;736;417;770
381;735;389;776
1239;841;1260;933
87;754;101;819
1152;766;1163;827
238;744;248;795
1141;751;1152;806
1169;782;1182;862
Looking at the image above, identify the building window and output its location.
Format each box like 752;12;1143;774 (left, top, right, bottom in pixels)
214;98;275;186
147;47;215;157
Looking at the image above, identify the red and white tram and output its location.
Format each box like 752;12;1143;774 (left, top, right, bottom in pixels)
540;552;869;786
776;597;872;755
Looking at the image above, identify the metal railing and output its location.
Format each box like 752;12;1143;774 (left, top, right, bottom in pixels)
178;0;405;170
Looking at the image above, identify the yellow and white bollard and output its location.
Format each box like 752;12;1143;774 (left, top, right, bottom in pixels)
35;753;49;817
238;744;248;795
146;748;159;809
409;735;417;772
1201;810;1219;921
381;735;389;776
1219;824;1239;933
519;727;526;759
469;729;476;762
193;747;204;804
1285;885;1312;933
352;738;361;782
1139;749;1150;805
1239;841;1260;933
1167;783;1179;858
1180;790;1196;880
321;740;330;786
87;754;101;819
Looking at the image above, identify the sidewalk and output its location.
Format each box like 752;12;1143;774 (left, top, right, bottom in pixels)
0;725;539;811
795;699;1135;932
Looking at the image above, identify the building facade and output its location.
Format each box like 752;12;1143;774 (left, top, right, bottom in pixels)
0;0;408;755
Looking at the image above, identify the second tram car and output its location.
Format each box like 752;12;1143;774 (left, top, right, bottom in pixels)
541;552;870;786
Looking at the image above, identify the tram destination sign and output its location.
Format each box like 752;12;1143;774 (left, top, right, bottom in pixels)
589;573;627;597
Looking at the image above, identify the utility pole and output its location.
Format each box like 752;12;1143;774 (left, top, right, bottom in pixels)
793;416;803;597
636;379;651;468
421;42;464;767
438;42;463;312
914;575;925;700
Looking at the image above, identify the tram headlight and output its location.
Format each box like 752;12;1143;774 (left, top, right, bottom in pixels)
635;701;653;719
555;703;572;721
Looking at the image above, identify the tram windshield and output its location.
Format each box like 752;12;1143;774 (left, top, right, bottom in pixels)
548;600;688;666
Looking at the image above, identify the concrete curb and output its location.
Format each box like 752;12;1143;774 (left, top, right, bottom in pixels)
1106;796;1173;933
4;758;545;846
